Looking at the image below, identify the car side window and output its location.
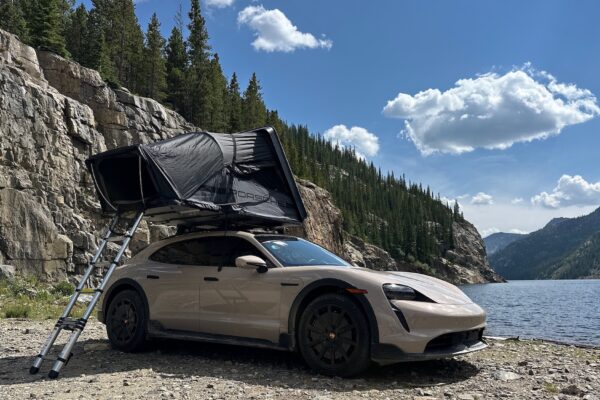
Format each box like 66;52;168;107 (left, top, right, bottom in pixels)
149;237;223;266
220;237;264;267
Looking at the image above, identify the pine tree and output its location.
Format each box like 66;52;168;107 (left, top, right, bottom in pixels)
93;0;144;90
0;0;29;41
29;0;69;56
226;73;243;132
165;5;188;115
207;53;228;131
86;6;116;81
453;201;461;221
242;73;267;129
186;0;211;127
65;4;88;63
142;13;167;101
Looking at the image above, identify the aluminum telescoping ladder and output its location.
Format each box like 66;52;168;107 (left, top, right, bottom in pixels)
30;211;144;379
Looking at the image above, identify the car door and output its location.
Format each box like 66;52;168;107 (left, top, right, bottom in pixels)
198;235;284;343
142;237;209;332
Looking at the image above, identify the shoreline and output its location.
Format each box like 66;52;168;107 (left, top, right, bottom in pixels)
484;335;600;350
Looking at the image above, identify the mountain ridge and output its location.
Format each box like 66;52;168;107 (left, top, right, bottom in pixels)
484;232;527;255
489;207;600;279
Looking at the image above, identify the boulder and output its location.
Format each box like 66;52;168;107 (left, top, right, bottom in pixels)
0;264;15;280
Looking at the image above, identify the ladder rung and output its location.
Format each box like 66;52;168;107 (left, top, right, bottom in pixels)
107;235;126;242
78;288;96;294
56;317;86;331
92;261;112;268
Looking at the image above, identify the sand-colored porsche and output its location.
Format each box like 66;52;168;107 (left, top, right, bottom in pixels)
98;231;487;377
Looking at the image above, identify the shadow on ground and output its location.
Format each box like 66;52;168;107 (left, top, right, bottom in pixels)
0;338;479;391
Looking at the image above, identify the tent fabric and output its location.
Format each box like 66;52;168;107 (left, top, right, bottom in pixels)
85;127;307;228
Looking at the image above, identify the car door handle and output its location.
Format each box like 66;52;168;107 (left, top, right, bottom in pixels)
204;277;219;282
146;275;160;280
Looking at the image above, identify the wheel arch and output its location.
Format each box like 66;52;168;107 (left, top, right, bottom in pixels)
100;278;150;324
286;278;379;351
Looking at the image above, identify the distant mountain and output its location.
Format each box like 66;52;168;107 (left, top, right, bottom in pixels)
544;217;570;229
484;232;527;255
489;208;600;279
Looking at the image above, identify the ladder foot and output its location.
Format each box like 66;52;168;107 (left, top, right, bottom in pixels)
29;366;39;375
48;370;59;379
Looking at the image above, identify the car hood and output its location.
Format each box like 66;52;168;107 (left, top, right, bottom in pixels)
352;268;474;305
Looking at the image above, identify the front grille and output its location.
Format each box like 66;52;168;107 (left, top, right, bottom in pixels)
425;328;484;352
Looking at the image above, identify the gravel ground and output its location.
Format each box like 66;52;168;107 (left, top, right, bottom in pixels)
0;319;598;400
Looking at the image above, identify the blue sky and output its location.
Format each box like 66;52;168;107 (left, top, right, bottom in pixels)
80;0;600;236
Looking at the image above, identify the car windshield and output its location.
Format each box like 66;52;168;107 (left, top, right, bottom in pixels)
256;236;352;267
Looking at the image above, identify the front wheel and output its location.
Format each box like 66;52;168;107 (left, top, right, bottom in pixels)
298;294;371;377
106;289;147;352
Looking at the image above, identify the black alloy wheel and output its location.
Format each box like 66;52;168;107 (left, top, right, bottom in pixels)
106;290;147;352
298;294;370;377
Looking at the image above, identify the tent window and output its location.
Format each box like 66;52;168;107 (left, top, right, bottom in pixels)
98;155;158;205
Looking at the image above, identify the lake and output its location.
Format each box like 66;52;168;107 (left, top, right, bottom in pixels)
460;279;600;347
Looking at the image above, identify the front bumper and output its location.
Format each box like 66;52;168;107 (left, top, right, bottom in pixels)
372;329;487;365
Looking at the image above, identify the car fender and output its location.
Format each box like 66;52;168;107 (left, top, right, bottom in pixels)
100;278;150;325
286;278;379;350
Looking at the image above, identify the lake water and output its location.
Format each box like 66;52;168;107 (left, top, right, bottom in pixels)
460;279;600;347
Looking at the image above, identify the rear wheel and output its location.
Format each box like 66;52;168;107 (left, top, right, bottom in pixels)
298;294;371;377
106;289;147;352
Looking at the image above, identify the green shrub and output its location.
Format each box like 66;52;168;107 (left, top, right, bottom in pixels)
6;276;39;297
34;289;53;302
0;275;85;319
544;383;559;394
3;304;31;318
52;281;74;296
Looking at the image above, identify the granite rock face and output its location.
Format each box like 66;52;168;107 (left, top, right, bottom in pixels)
0;29;501;284
288;179;345;256
343;234;397;270
435;220;506;284
0;29;189;279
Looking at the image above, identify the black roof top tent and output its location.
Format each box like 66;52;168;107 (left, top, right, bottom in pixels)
85;127;307;229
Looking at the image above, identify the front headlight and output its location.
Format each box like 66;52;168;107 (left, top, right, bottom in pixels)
383;283;435;302
383;283;417;301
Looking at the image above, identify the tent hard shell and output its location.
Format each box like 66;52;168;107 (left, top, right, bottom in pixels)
85;127;307;228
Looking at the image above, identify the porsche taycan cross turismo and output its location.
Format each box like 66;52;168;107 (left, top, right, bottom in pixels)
98;231;487;377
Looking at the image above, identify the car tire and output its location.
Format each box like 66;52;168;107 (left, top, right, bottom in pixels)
105;289;147;352
298;293;371;377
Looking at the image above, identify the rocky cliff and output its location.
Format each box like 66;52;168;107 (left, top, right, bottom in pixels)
0;28;190;279
0;29;501;284
292;179;503;284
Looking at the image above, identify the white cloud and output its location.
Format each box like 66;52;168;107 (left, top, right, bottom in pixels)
206;0;235;8
480;226;528;237
531;175;600;209
237;5;332;52
471;192;494;205
509;228;529;234
383;66;599;155
481;227;500;237
440;196;457;207
323;125;379;160
511;197;524;204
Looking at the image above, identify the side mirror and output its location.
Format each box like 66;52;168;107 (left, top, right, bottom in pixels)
235;255;268;272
